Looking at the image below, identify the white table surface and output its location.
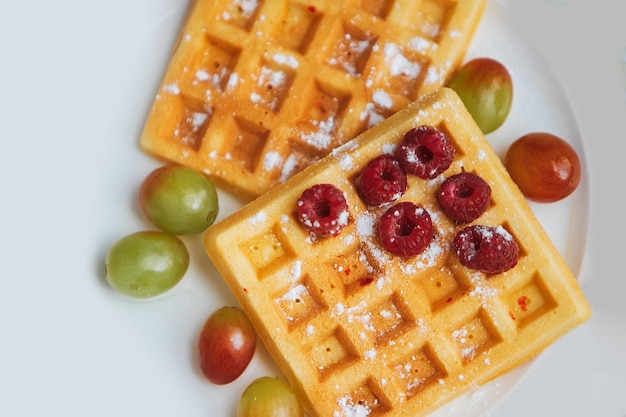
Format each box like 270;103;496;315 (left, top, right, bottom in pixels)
1;0;624;416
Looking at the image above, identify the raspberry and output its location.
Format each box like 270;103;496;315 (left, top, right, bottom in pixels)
453;225;519;274
379;202;433;257
357;154;407;206
438;172;491;223
297;184;349;237
396;125;455;179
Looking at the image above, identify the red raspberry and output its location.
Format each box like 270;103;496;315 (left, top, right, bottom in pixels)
297;184;349;237
438;172;491;223
379;202;433;257
453;225;519;274
357;154;407;206
396;125;455;179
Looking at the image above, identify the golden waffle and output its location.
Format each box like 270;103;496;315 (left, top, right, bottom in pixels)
140;0;486;200
204;88;591;417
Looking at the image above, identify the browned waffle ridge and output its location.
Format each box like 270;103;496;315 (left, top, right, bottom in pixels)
140;0;486;200
204;87;591;417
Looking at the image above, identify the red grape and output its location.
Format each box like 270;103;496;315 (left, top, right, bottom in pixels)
198;306;257;384
504;132;581;203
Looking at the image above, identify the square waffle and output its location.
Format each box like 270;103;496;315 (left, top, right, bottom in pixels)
140;0;486;200
204;87;591;417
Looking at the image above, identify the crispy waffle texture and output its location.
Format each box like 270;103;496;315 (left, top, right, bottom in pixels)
204;88;591;417
140;0;486;200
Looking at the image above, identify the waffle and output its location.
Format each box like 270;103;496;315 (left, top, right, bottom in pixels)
204;87;591;417
140;0;486;200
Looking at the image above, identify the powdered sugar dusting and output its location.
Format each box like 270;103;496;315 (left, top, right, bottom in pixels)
339;154;354;171
328;33;373;75
335;395;372;417
302;117;335;150
281;283;307;303
290;260;303;283
401;238;445;273
162;82;180;95
356;212;376;238
384;43;420;79
272;52;299;68
226;73;239;90
425;65;445;85
221;0;258;21
468;272;498;303
382;143;397;155
409;36;435;53
280;154;299;182
360;103;385;127
331;138;360;158
372;90;392;109
452;328;475;360
249;210;267;225
195;69;210;81
264;151;283;171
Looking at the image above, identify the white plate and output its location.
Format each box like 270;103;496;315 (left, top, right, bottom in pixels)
0;0;590;416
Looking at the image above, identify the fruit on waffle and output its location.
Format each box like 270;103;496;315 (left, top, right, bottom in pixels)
139;0;486;200
204;87;591;417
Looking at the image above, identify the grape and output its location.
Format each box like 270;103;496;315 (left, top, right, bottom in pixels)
198;306;257;385
139;165;219;235
447;57;513;134
105;231;189;298
237;377;304;417
504;132;581;203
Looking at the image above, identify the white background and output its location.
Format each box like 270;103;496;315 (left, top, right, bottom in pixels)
0;0;624;416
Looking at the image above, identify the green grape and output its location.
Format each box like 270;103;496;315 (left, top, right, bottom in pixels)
105;231;189;298
139;165;219;235
237;377;304;417
447;57;513;134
